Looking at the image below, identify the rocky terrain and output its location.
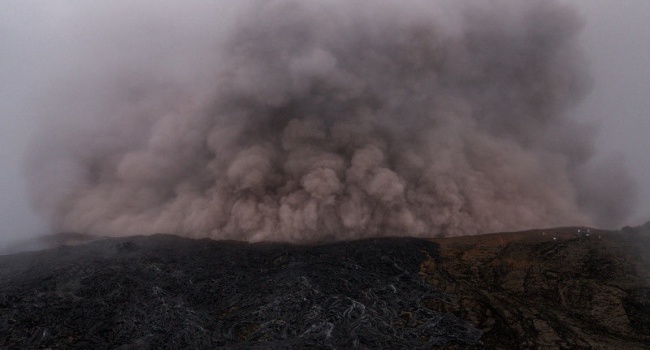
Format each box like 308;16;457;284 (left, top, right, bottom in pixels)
425;224;650;349
1;224;649;349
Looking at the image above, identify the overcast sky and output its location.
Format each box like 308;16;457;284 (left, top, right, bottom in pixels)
1;1;648;244
571;0;650;226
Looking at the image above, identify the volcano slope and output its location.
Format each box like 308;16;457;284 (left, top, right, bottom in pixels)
1;225;649;349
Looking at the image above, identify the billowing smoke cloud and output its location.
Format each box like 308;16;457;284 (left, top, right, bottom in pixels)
25;0;637;242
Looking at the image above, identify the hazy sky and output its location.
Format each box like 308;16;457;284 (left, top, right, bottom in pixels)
571;0;650;226
1;1;648;243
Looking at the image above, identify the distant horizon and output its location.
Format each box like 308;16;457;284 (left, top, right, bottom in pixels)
3;221;648;257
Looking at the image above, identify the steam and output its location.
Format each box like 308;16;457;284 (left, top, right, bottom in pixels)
26;0;636;242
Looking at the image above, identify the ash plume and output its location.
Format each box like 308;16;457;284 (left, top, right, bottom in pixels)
25;0;637;242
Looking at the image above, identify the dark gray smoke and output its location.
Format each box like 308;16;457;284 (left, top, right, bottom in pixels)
25;0;637;242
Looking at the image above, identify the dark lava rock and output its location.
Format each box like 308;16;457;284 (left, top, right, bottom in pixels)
0;236;480;349
1;226;649;349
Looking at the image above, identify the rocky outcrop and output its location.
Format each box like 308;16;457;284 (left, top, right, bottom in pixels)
423;227;650;349
0;226;649;349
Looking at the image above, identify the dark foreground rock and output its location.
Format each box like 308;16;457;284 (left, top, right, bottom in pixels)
426;226;650;349
1;236;480;349
1;226;649;349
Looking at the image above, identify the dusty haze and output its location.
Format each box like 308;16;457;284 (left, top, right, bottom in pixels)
21;0;638;242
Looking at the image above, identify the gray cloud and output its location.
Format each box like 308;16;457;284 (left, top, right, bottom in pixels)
1;0;646;247
21;0;638;242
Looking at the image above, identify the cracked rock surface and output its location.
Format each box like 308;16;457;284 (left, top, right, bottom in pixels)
1;236;480;349
424;224;650;349
1;224;649;349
